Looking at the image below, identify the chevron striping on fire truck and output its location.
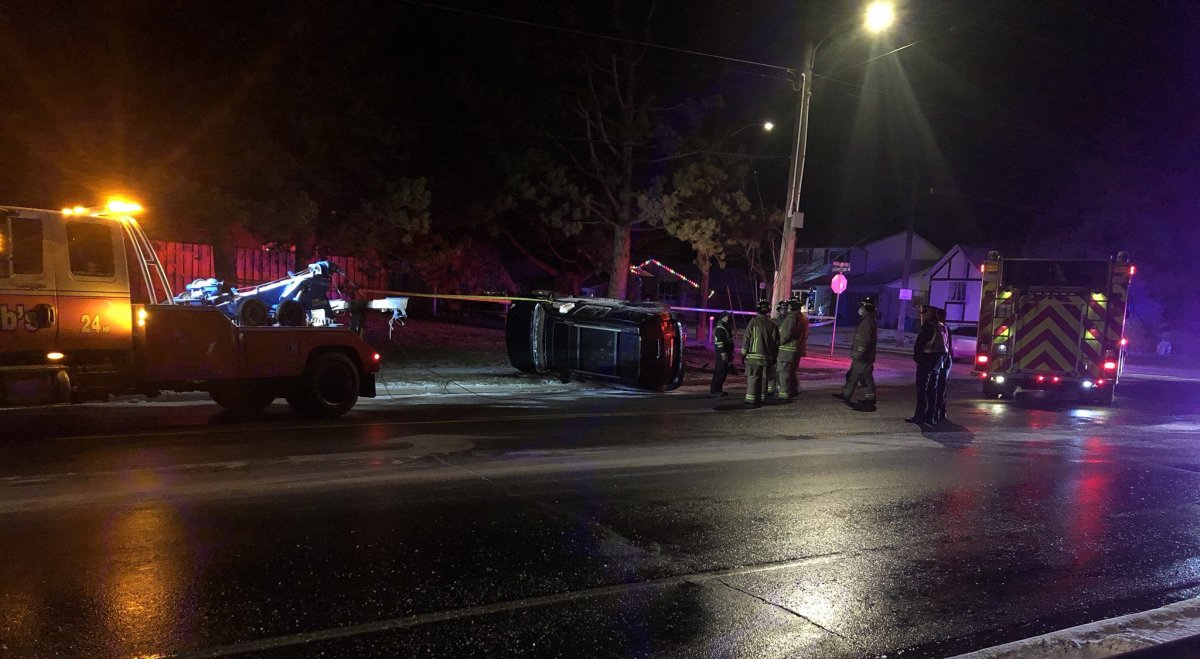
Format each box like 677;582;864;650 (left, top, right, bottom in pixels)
973;251;1132;405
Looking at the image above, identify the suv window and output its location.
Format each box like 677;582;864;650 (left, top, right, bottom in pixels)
950;326;976;336
67;221;116;278
0;216;44;277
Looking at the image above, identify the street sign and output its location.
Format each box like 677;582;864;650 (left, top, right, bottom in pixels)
832;261;851;273
831;273;848;295
899;288;913;301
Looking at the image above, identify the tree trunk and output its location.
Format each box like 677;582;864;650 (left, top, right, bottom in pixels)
696;259;712;343
607;225;631;300
210;232;238;290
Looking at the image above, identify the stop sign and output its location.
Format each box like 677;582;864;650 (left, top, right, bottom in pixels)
831;273;848;295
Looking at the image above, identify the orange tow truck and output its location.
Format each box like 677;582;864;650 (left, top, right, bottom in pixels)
0;200;387;416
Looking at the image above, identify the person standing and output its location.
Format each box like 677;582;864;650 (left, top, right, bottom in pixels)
741;299;780;408
710;311;735;397
834;297;878;410
772;300;792;398
908;305;949;425
775;298;810;400
934;307;954;422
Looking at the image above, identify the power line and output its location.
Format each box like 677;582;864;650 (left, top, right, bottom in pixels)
401;0;794;73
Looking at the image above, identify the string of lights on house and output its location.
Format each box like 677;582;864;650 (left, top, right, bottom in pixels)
629;258;700;289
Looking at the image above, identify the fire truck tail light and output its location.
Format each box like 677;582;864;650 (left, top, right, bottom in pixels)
373;352;381;362
136;308;149;327
1103;360;1117;371
1096;379;1106;386
47;352;65;361
976;354;989;365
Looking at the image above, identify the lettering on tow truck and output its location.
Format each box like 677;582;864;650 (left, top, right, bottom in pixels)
0;304;40;332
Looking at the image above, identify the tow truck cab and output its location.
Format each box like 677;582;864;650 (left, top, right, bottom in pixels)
0;205;379;416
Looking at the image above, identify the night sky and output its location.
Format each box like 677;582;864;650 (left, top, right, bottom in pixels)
1;1;1196;329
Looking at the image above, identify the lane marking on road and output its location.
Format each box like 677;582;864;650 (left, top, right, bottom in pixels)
168;550;851;659
37;407;708;443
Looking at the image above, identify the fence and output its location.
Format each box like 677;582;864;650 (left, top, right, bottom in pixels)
149;241;387;299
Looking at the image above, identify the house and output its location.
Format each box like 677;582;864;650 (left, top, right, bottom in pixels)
791;231;943;327
926;245;989;329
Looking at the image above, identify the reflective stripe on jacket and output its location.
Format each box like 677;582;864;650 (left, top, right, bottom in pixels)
778;311;810;357
742;314;780;365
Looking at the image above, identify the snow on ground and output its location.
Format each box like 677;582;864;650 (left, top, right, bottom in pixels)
951;596;1200;658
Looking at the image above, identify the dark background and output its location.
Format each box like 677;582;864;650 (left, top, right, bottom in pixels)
1;0;1196;338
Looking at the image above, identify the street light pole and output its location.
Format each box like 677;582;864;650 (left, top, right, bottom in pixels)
770;1;895;311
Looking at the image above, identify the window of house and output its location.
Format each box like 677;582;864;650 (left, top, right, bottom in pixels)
67;221;116;278
0;216;44;277
950;281;966;302
657;280;680;300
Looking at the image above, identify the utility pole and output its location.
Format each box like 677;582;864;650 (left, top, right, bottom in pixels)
895;181;919;343
771;41;814;311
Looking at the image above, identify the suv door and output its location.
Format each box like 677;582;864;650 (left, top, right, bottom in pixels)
0;209;57;358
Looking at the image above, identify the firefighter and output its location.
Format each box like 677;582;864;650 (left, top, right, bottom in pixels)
775;297;810;400
766;300;789;397
711;311;735;396
833;296;878;410
934;307;954;422
741;299;780;408
908;305;949;425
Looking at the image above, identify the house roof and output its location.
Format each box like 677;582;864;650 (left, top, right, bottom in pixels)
928;244;992;278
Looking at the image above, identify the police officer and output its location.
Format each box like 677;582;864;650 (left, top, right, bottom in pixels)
934;307;954;422
775;297;810;400
711;311;735;396
834;296;878;410
908;305;949;425
741;299;780;408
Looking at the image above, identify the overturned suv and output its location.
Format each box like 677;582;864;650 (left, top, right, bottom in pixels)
506;295;685;392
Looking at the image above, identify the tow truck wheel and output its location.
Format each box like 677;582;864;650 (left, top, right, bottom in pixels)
210;380;275;413
293;352;359;418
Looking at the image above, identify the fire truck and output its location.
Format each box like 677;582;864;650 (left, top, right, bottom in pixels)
973;250;1132;405
0;201;402;416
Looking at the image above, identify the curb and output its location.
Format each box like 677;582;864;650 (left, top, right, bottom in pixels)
950;597;1200;658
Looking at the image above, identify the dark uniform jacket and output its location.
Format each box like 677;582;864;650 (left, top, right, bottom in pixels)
913;319;949;362
850;311;878;363
778;310;810;358
742;314;780;365
713;317;735;358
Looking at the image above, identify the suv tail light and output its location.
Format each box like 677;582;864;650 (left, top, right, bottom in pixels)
976;354;989;365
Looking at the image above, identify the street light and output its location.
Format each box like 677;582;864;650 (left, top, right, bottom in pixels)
770;1;896;311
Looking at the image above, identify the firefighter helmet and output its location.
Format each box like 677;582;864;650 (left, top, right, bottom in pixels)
860;296;876;311
756;299;771;314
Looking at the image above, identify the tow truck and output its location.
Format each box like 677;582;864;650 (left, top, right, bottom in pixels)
0;200;405;416
973;250;1132;405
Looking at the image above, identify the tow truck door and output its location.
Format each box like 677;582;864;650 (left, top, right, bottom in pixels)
50;214;134;354
0;209;57;355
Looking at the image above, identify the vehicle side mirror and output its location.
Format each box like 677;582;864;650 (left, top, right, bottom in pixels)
25;303;55;329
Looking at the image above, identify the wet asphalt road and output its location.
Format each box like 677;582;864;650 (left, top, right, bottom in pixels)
3;363;1200;658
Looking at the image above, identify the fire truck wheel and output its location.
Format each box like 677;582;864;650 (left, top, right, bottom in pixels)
210;380;275;413
294;352;359;417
